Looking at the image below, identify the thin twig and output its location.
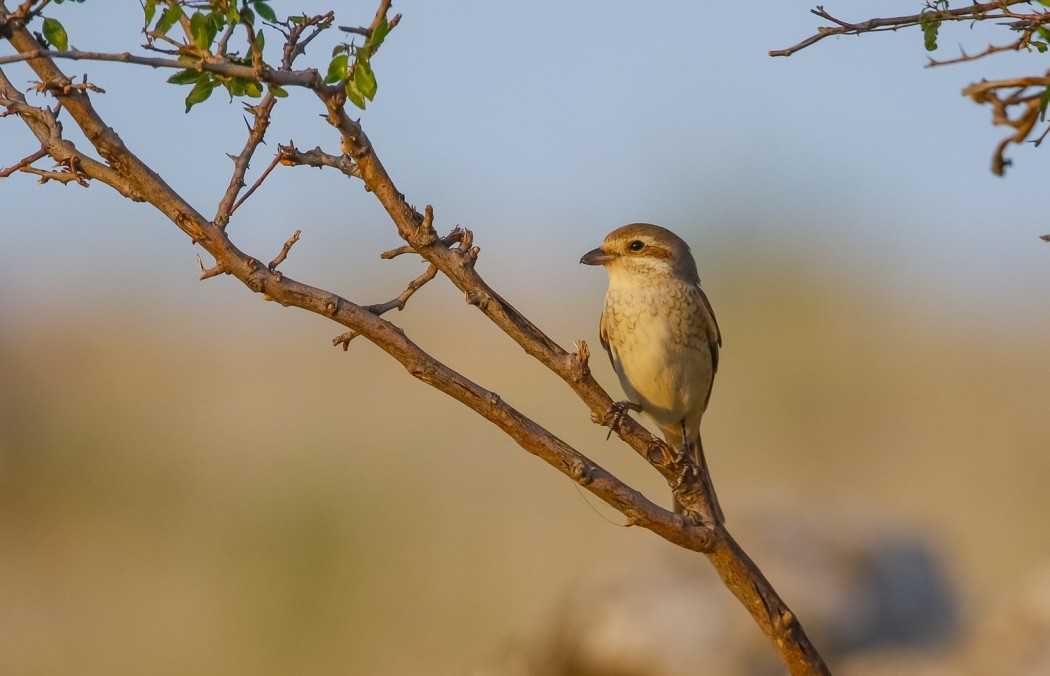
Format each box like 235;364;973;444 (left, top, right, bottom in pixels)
926;38;1027;68
770;1;1034;57
366;263;438;314
380;226;468;259
0;146;45;177
215;21;237;57
333;262;439;350
219;110;280;225
268;229;301;271
0;48;323;88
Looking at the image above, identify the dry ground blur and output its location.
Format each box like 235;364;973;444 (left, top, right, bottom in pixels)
2;244;1049;675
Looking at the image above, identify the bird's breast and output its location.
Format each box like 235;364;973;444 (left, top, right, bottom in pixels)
601;281;714;430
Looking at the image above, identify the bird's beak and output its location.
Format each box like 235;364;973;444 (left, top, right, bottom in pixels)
580;247;616;266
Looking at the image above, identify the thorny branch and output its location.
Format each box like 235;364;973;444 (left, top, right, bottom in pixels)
774;2;1050;183
277;142;359;178
0;2;828;673
215;93;278;228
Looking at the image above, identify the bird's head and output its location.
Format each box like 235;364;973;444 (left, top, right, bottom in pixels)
580;223;700;284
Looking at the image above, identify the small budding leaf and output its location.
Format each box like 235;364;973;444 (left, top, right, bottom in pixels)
269;84;288;98
42;18;68;51
325;53;349;84
920;13;940;52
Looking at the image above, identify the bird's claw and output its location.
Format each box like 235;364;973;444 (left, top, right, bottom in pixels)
604;400;642;439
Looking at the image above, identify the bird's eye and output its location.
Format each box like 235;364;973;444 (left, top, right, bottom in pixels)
627;240;645;252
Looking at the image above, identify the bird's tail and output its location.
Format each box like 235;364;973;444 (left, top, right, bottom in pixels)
671;429;725;525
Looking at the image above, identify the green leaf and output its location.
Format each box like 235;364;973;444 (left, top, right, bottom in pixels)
190;11;218;51
1034;41;1049;54
144;0;158;27
226;78;246;98
345;79;366;109
1039;88;1050;122
42;18;68;51
240;6;255;26
367;15;389;53
167;68;204;85
269;84;288;98
253;1;277;23
243;79;263;97
324;53;348;84
155;4;184;35
353;58;377;101
919;12;940;52
184;77;216;112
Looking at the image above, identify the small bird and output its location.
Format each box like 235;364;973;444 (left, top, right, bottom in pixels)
580;223;723;522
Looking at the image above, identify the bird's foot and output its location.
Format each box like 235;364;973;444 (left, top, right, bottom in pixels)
603;400;642;439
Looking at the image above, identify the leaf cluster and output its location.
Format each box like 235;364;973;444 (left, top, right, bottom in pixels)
32;1;393;114
324;14;391;109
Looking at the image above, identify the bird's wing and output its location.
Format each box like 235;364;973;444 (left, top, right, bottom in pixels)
598;308;615;370
698;284;721;374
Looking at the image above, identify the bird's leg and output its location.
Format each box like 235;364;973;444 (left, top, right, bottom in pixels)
603;400;642;439
675;421;693;468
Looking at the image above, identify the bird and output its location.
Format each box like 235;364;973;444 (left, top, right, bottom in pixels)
580;223;723;522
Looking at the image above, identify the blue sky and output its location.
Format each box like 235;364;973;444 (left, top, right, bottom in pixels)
2;1;1048;330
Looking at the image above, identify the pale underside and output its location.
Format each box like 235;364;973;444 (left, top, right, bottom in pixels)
599;275;719;451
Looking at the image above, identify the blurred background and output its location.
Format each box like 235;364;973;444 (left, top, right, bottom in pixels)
3;1;1050;674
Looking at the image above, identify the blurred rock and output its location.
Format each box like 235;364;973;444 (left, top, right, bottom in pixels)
477;501;961;675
